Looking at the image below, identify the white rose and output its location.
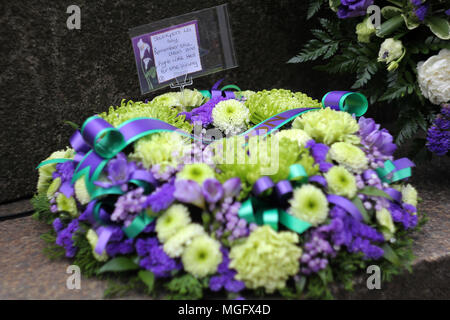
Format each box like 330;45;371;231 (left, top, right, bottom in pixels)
417;49;450;105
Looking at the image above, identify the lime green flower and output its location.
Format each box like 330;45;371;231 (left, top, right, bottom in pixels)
293;108;360;145
275;128;312;148
245;89;321;124
74;176;91;205
151;92;183;108
401;184;418;208
229;226;302;293
376;208;396;241
176;163;215;184
378;38;405;72
235;90;256;100
37;148;74;194
325;166;357;198
182;235;222;277
130;132;190;172
47;177;61;199
86;229;108;261
212;99;250;135
329;142;368;173
356;16;376;43
152;89;204;111
163;223;205;258
56;193;78;217
289;184;329;226
156;204;191;243
98;99;193;132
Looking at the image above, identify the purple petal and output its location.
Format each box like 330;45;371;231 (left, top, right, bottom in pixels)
202;179;224;203
174;179;205;208
223;177;241;198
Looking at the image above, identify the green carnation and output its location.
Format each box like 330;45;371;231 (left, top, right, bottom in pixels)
376;208;396;241
245;89;321;124
152;89;204;111
212;99;250;135
401;184;418;208
325;166;357;198
176;163;215;184
56;194;78;217
289;184;329;226
86;229;108;261
37;148;74;194
182;235;222;277
130;132;190;172
229;226;302;293
329;142;368;173
156;204;191;243
74;176;91;205
293;108;360;145
275;128;312;148
356;17;375;43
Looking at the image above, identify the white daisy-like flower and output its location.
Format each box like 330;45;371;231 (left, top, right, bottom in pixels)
163;223;205;258
212;99;250;135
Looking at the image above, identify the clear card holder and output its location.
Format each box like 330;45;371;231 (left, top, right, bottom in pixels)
129;4;238;95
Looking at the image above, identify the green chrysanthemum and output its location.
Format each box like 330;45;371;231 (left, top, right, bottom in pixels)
47;177;61;199
212;99;250;135
37;148;74;194
325;166;357;198
376;208;396;241
329;142;368;173
275;128;312;148
245;89;321;124
401;184;418;208
163;223;205;258
182;235;222;277
98;99;193;132
235;90;256;100
56;194;78;217
74;176;91;205
152;89;204;111
156;204;191;243
176;163;215;184
289;184;329;226
130;132;190;172
292;108;360;145
86;229;109;261
229;226;302;293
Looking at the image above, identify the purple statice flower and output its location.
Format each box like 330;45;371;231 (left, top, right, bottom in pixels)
54;219;80;258
145;180;175;212
300;229;336;275
111;187;147;226
173;179;205;208
318;206;385;260
356;169;390;212
150;164;178;182
389;202;418;229
202;178;224;204
179;96;229;127
214;198;255;241
94;153;137;191
410;1;429;21
136;237;181;278
305;139;333;172
337;0;374;19
52;161;76;197
209;247;245;293
426;105;450;156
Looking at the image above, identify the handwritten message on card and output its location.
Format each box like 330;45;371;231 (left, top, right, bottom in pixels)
150;21;202;83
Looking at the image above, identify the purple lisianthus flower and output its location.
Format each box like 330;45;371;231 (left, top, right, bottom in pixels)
223;177;241;198
338;0;374;19
94;153;136;190
174;179;205;208
410;1;429;21
202;178;224;203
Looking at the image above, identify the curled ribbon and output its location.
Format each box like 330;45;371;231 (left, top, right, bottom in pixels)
376;158;414;184
238;164;312;234
199;79;241;99
322;91;368;116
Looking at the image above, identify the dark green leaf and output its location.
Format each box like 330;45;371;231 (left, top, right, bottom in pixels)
98;257;139;274
138;270;155;292
359;186;393;201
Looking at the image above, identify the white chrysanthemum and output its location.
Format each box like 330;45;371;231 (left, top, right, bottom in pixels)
376;208;396;241
151;89;204;111
417;49;450;105
275;128;312;148
329;142;368;173
74;176;91;205
325;166;357;198
401;184;418;208
86;229;108;261
212;99;250;135
156;204;191;243
182;235;222;277
289;184;329;226
163;223;205;258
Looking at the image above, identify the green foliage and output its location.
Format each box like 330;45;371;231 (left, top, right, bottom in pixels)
164;274;205;300
104;276;145;299
97;256;139;274
40;230;66;260
31;193;53;225
72;231;104;277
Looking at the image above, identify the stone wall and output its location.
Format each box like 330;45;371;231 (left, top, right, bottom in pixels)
0;0;346;203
